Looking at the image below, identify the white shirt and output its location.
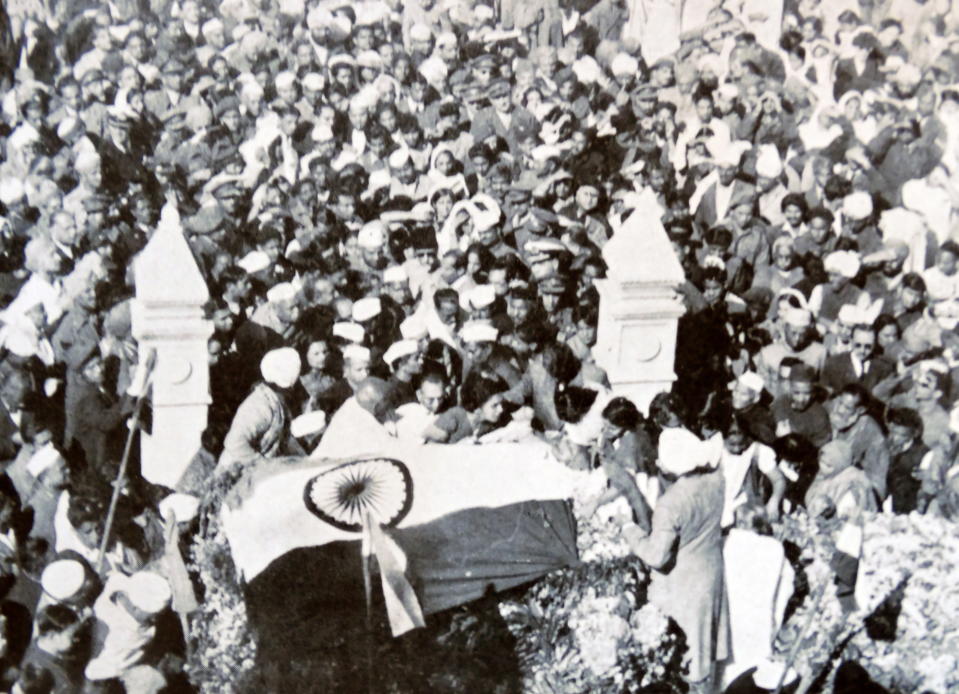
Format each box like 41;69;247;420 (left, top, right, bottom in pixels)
718;442;777;527
922;266;959;304
85;574;156;681
394;402;436;444
715;181;735;223
314;397;396;459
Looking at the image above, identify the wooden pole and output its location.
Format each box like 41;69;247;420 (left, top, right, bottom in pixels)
96;349;156;575
772;578;829;694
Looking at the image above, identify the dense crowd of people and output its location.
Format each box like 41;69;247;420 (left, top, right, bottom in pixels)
1;0;959;691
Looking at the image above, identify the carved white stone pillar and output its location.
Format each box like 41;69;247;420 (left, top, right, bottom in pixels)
132;201;212;488
594;208;686;413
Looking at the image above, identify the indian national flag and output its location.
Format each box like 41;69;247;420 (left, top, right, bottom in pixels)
220;439;581;647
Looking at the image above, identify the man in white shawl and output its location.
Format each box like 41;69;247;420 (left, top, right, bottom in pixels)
314;377;399;459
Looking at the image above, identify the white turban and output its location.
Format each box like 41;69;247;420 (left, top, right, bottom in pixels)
460;321;498;343
610;52;639;76
657;428;723;477
266;282;298;304
755;145;783;178
307;7;333;31
388;148;411;169
260;347;302;388
711;140;750;168
842;192;873;221
824;250;861;279
201;18;224;38
837;299;882;327
275;71;297;91
0;178;25;205
357;221;386;249
409;23;432;42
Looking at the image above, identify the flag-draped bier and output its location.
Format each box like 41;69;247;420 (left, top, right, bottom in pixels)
220;439;581;651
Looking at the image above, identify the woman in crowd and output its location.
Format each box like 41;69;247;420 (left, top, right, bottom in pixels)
423;372;511;443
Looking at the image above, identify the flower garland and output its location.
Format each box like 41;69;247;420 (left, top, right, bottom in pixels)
498;496;686;694
770;510;959;693
844;512;959;693
186;462;683;692
185;465;259;693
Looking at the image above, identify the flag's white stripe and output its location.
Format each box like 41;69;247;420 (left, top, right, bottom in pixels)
223;439;581;580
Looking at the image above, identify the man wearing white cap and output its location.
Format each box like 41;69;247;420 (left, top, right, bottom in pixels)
343;344;373;394
384;339;423;405
464;284;498;321
39;557;100;612
809;251;868;326
62;150;103;225
460;321;523;387
405;21;433;57
13;443;70;549
218;347;305;471
236;282;302;390
351;296;382;326
383;265;414;315
195;18;227;67
301;72;326;114
387;148;427;200
351;221;390;277
755;145;788;228
693;140;752;230
730;371;776;444
756;307;826;391
840;191;882;255
85;571;173;683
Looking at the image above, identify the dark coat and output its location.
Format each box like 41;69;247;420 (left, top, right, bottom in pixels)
71;382;132;483
820;352;896;396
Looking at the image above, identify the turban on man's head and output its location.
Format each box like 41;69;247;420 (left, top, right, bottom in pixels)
842;192;873;221
824;250;861;279
260;347;302;389
657;428;722;477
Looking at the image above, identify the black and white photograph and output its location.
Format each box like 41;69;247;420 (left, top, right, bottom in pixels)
0;0;957;691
